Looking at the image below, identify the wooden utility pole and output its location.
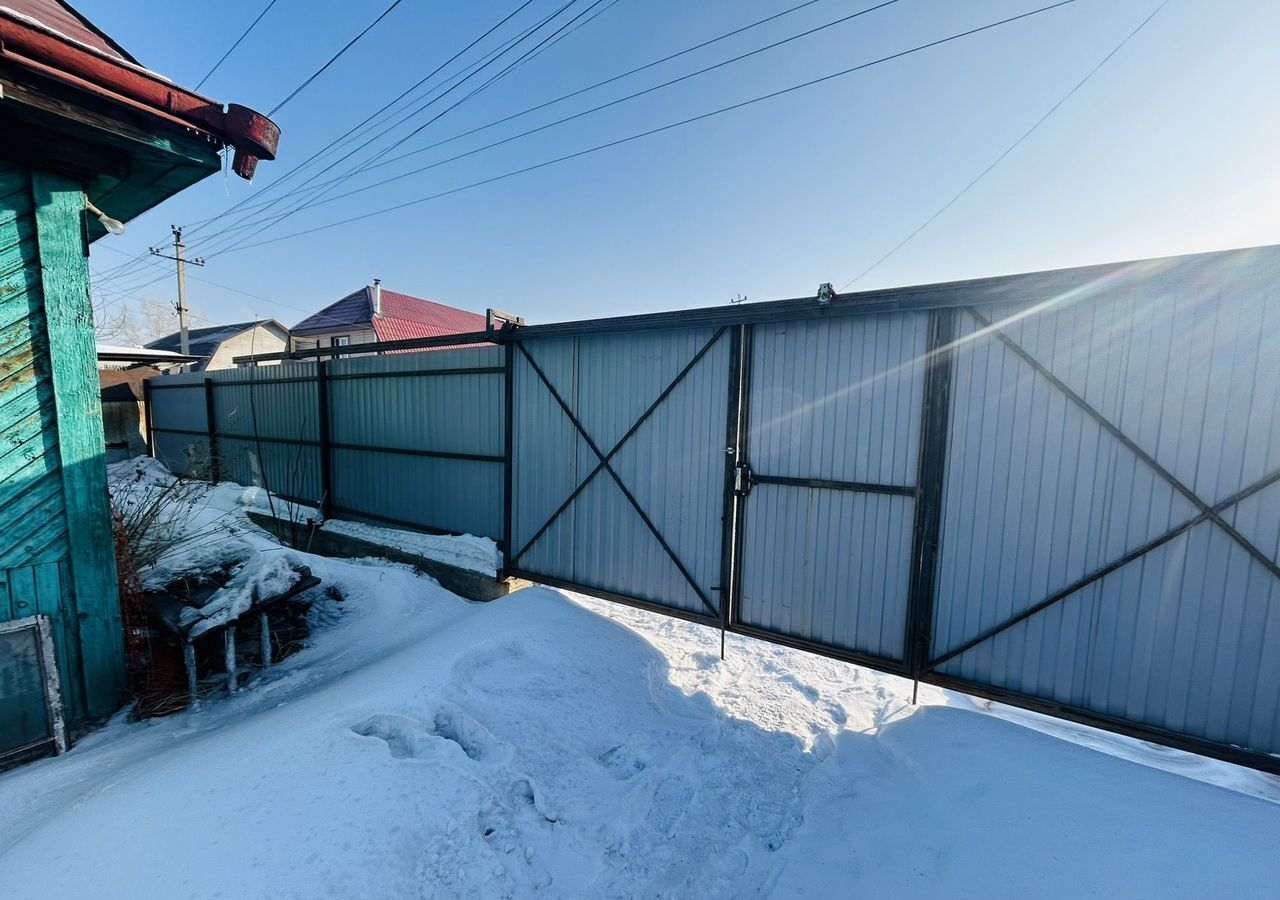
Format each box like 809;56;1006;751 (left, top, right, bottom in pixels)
150;225;204;355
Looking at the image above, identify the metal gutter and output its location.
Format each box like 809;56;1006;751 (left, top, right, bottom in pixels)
0;9;279;177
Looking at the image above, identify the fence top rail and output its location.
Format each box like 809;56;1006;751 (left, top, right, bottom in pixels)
507;243;1280;341
226;242;1278;365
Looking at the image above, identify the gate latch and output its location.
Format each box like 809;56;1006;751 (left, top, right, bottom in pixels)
734;464;753;497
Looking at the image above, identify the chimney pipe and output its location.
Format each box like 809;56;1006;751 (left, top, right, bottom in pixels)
372;279;382;317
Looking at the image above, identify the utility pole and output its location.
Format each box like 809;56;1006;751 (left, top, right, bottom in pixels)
150;226;204;355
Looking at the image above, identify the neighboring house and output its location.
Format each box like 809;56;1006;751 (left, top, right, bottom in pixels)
290;281;488;355
0;0;278;763
146;320;289;370
97;346;202;463
99;367;160;462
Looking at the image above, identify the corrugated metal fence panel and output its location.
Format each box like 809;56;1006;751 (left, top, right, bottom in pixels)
736;313;928;661
511;328;730;619
747;314;927;486
147;373;208;477
328;347;504;539
208;364;322;505
932;267;1280;754
739;486;915;659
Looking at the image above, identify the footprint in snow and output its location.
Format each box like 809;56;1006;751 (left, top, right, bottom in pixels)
351;705;508;764
597;744;648;781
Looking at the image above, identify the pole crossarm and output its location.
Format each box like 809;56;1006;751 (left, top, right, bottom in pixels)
967;306;1280;583
514;337;723;619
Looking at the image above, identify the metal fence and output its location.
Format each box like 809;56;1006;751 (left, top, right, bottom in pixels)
147;345;505;539
148;244;1280;774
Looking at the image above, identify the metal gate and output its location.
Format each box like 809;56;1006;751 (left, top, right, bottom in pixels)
728;312;936;674
506;326;735;624
502;245;1280;774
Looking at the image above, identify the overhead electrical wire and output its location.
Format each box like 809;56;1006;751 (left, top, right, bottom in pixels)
92;0;544;295
200;0;614;257
104;0;806;280
202;0;838;233
183;0;542;240
839;0;1171;289
194;0;617;259
213;0;1078;257
185;0;807;240
194;0;281;91
187;0;584;257
268;0;408;116
227;0;907;229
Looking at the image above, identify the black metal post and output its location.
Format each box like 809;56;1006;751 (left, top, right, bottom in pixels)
904;308;956;689
203;377;220;484
502;340;515;577
727;324;754;642
316;361;333;519
142;376;155;458
717;325;745;659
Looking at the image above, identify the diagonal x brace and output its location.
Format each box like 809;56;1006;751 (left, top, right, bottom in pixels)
515;340;722;619
510;328;727;569
967;306;1280;585
929;466;1280;669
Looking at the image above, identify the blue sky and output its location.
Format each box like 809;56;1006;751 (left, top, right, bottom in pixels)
82;0;1280;330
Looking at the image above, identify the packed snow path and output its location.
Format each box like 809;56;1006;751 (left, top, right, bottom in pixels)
1;465;1277;898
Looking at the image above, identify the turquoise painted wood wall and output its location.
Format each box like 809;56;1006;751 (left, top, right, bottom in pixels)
1;157;124;729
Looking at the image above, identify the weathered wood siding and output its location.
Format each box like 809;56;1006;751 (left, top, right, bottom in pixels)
0;158;123;728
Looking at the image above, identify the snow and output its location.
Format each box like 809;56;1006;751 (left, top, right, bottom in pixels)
322;518;501;575
1;460;1277;898
184;552;308;639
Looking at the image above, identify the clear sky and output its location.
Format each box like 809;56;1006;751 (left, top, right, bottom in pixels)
80;0;1280;332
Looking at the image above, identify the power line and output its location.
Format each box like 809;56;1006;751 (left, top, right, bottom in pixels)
102;0;813;280
202;0;613;257
215;0;1077;256
195;0;281;91
244;0;906;225
204;0;838;224
841;0;1171;289
92;244;362;332
189;2;577;256
92;0;542;291
269;0;408;116
182;0;540;241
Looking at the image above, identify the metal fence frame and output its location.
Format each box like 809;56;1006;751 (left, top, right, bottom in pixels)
147;351;506;538
151;244;1280;774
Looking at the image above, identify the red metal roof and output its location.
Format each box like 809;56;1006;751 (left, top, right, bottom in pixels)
294;286;489;351
372;289;488;343
0;1;279;178
4;0;133;61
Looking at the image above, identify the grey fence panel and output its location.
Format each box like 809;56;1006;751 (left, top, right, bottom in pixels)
330;449;502;539
147;372;208;476
747;314;927;486
510;328;731;620
212;364;319;443
328;348;503;457
327;347;505;538
738;485;915;659
147;347;505;538
209;364;322;504
931;264;1280;756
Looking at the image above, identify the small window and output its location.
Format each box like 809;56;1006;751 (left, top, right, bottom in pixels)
331;336;351;347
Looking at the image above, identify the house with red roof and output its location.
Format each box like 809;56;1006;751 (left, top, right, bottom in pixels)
290;281;489;354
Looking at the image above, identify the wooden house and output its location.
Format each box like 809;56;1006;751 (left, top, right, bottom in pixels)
0;0;279;763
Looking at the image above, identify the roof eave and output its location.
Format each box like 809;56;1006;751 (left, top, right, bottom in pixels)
0;9;279;178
